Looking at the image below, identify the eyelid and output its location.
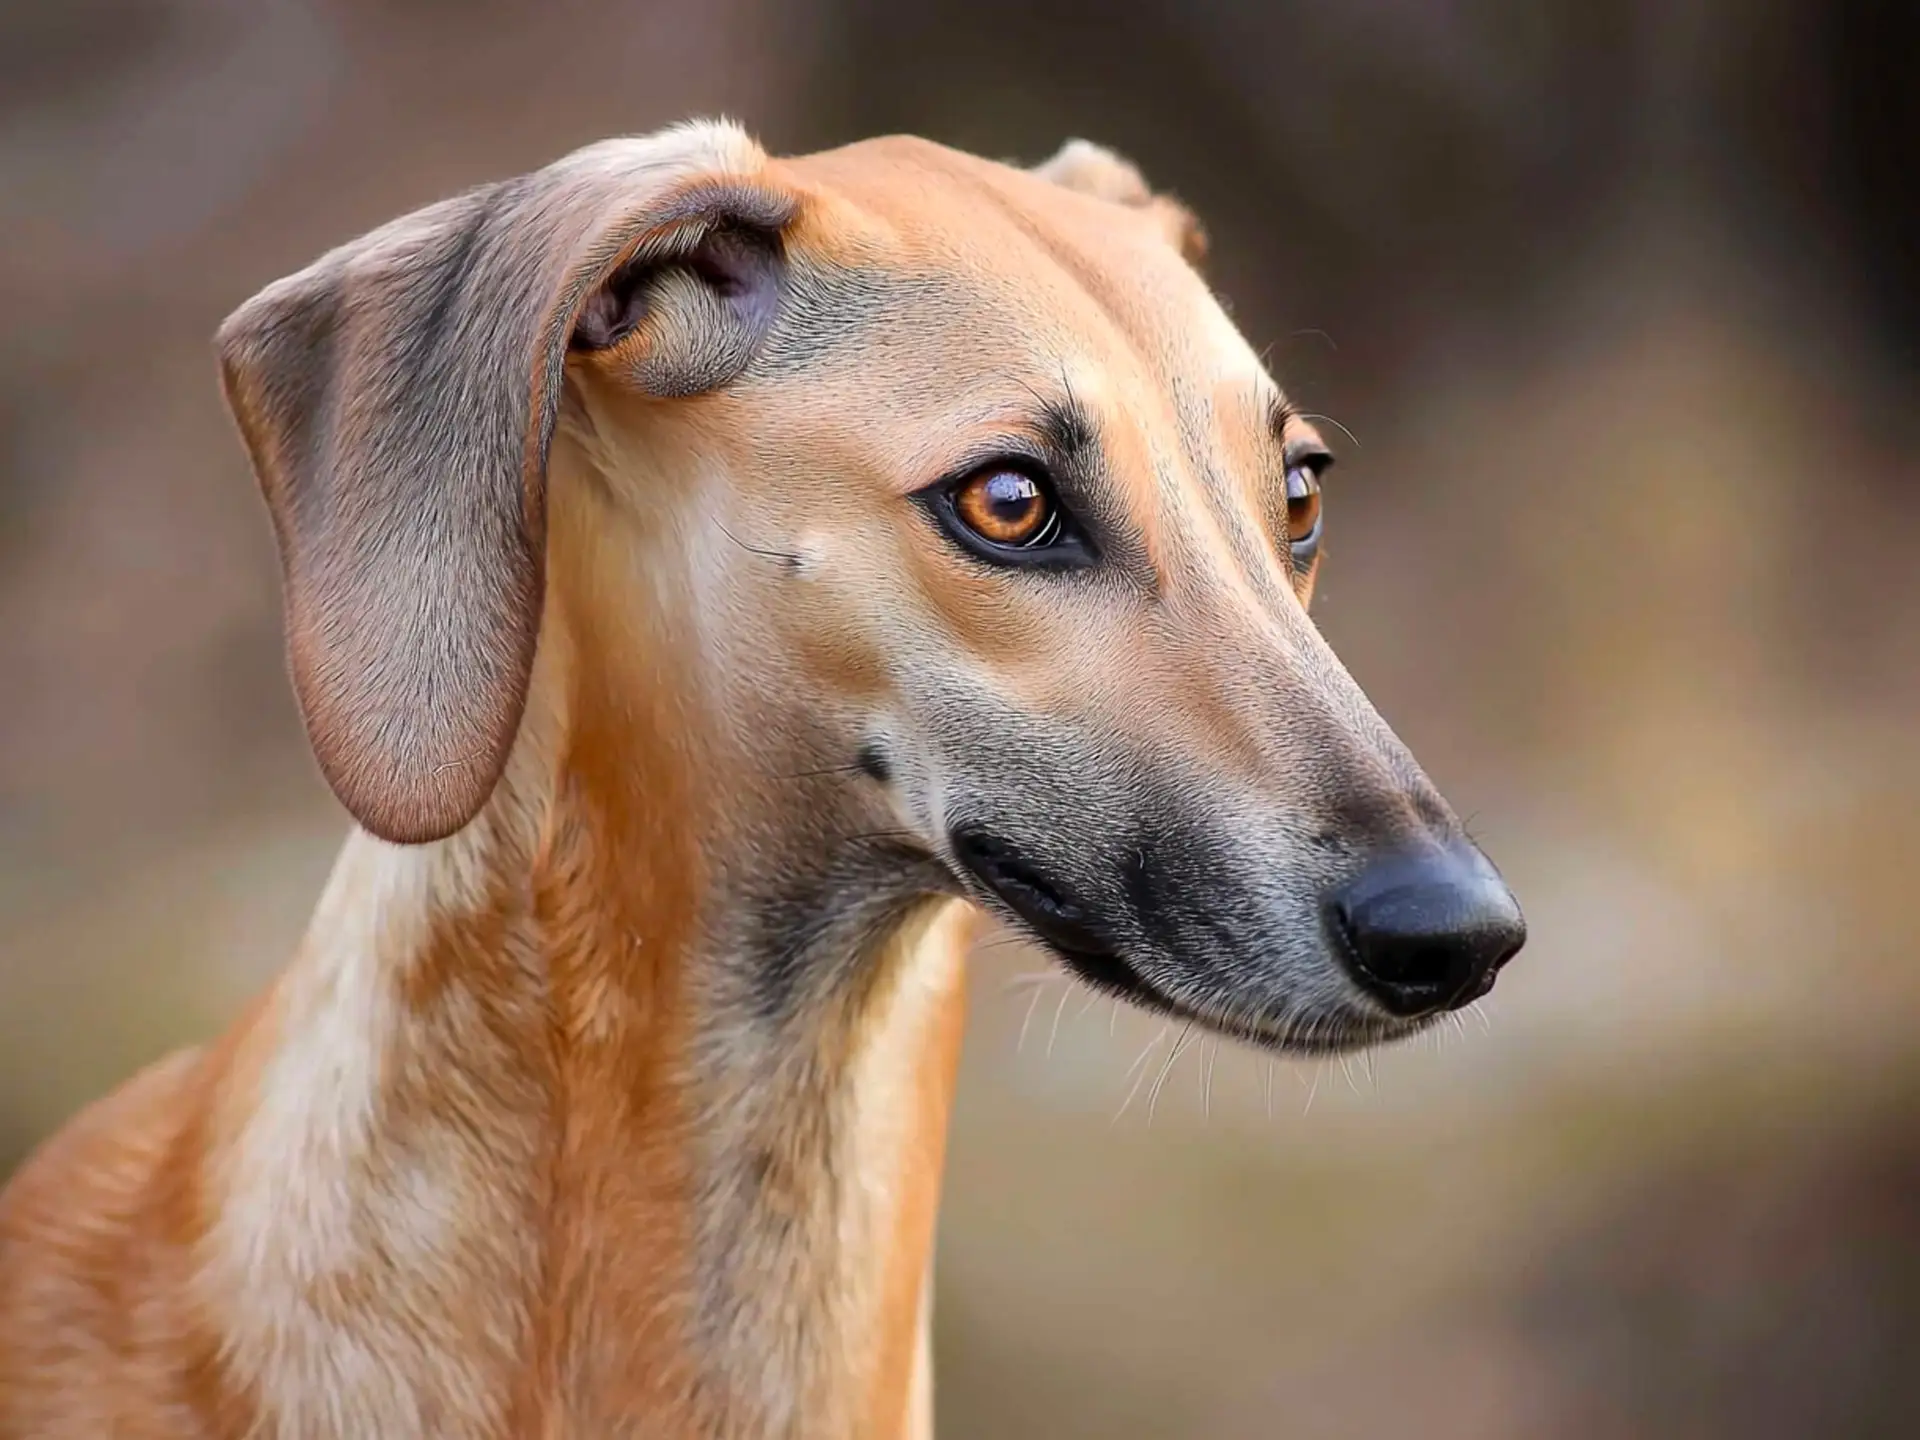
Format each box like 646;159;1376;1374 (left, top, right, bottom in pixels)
1284;444;1335;477
914;438;1060;499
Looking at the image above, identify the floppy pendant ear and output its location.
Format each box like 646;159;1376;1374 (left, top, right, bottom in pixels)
217;123;795;844
1032;138;1209;264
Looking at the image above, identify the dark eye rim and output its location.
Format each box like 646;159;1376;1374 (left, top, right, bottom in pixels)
918;459;1098;571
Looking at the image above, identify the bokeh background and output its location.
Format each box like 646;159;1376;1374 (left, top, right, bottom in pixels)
4;1;1918;1434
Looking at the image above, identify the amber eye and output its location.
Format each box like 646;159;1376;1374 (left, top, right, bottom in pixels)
951;468;1060;548
1284;464;1323;551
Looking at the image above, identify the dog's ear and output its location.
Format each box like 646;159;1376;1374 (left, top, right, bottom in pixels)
1032;139;1207;264
218;123;793;843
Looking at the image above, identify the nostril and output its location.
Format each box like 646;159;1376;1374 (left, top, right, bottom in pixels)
1334;916;1464;993
1489;927;1525;974
1328;847;1526;1018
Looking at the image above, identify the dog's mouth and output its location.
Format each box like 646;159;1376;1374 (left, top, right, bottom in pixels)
946;827;1409;1056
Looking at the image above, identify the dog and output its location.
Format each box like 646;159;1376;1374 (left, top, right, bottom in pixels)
0;119;1524;1438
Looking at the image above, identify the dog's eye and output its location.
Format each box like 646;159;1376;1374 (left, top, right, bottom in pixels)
1284;466;1321;545
922;460;1095;570
1284;452;1328;569
951;467;1063;549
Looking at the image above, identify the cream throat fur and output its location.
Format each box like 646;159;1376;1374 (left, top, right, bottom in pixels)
197;561;971;1437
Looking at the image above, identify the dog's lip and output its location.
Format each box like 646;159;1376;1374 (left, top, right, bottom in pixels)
946;828;1119;963
1052;949;1417;1057
968;890;1418;1057
943;830;1422;1056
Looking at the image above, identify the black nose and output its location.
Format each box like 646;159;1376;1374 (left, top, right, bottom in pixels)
1328;845;1526;1017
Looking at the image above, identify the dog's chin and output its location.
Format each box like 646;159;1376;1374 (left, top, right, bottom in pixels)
1042;939;1426;1058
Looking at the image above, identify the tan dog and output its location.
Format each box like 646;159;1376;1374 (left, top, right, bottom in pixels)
0;120;1524;1438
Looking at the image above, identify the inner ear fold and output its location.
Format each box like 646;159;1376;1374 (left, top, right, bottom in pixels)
1033;138;1208;264
218;132;794;843
572;219;786;396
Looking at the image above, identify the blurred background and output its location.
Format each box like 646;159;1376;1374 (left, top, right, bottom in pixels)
3;0;1917;1434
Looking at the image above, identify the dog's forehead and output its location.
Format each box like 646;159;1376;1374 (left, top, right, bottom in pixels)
767;137;1268;400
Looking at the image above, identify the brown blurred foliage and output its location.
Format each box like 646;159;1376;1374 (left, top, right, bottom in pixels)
2;2;1916;1435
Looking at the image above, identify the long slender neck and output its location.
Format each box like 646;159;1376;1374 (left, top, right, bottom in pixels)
203;624;972;1439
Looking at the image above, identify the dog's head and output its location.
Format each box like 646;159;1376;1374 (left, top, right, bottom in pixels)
219;120;1522;1054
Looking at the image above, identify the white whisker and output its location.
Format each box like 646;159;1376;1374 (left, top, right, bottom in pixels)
1111;1027;1169;1125
1044;985;1073;1059
1016;982;1047;1054
1147;1023;1196;1126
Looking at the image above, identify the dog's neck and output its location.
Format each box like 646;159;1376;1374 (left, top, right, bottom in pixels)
202;598;970;1439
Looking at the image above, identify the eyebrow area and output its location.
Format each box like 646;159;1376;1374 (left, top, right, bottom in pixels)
1265;394;1335;472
